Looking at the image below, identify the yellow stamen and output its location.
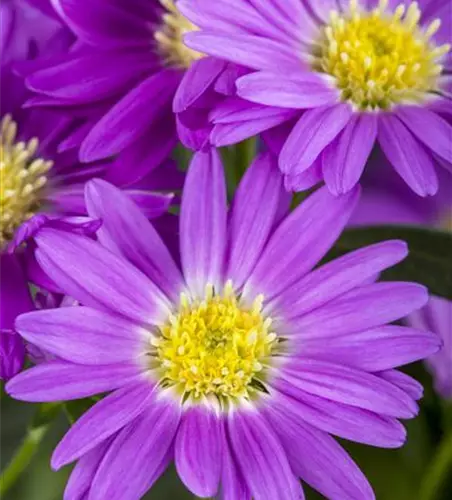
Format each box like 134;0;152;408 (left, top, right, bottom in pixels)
151;282;279;403
0;115;52;248
313;0;450;110
155;0;204;69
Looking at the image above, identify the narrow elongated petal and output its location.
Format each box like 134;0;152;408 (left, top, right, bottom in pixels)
269;389;406;448
378;114;438;196
237;72;338;109
220;424;250;500
301;326;441;371
6;362;141;402
280;104;353;175
378;370;424;400
395;106;452;165
180;149;227;296
175;406;222;497
289;282;428;337
52;382;155;469
90;394;181;500
244;186;359;302
227;153;285;289
264;401;375;500
85;179;183;301
35;229;170;324
228;407;303;500
279;359;418;418
16;307;146;365
322;113;378;194
272;240;408;316
64;438;113;500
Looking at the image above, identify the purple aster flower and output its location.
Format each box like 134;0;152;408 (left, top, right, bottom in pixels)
24;0;238;161
183;0;452;196
7;150;440;499
352;156;452;399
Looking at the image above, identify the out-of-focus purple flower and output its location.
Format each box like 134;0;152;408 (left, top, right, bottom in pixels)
352;156;452;399
182;0;451;196
23;0;238;162
7;150;440;499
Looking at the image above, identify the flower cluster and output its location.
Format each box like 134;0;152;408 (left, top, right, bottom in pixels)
0;1;450;499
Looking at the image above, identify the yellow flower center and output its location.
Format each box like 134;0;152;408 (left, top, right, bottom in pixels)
0;115;52;248
151;282;279;403
155;0;204;69
313;0;450;110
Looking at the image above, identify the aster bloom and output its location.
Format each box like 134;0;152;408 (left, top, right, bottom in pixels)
352;157;452;398
6;149;441;500
24;0;236;162
183;0;452;195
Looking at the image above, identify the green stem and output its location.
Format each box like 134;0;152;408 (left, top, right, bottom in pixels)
0;425;48;497
419;432;452;500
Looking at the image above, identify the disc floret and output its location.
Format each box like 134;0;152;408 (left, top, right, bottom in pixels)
152;282;278;403
313;0;450;110
0;115;52;247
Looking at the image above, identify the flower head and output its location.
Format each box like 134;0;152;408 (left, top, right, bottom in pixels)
184;0;452;196
7;149;440;499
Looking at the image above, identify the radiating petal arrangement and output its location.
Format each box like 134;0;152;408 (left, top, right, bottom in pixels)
0;1;451;500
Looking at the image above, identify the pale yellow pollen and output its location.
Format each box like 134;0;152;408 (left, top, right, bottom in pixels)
0;115;52;247
155;0;204;69
150;282;279;403
313;0;451;110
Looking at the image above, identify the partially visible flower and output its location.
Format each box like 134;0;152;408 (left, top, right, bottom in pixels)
183;0;452;195
24;0;239;162
353;156;452;398
7;150;440;499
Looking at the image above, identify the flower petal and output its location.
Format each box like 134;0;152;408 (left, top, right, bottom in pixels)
85;179;183;302
89;393;181;500
6;361;141;402
52;382;155;469
35;229;170;324
228;406;303;500
180;149;227;296
226;152;285;289
16;307;146;365
175;405;222;497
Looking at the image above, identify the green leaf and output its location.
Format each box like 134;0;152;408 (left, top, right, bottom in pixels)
329;226;452;299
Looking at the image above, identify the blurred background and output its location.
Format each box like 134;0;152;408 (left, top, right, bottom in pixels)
1;363;451;500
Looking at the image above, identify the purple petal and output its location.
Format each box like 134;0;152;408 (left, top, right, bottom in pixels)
377;370;424;401
268;388;406;448
263;400;375;500
226;152;285;289
180;149;227;296
185;31;298;72
174;57;226;112
283;158;323;191
52;382;155;469
80;69;180;162
16;307;146;365
289;282;428;338
175;405;222;497
89;394;181;500
0;253;33;330
228;407;303;500
277;359;419;418
395;106;452;165
301;325;441;371
378;114;438;196
280;104;353;175
0;331;25;381
322;113;378;194
244;185;359;302
237;71;338;109
272;240;408;317
6;361;141;402
85;179;183;302
35;229;170;324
